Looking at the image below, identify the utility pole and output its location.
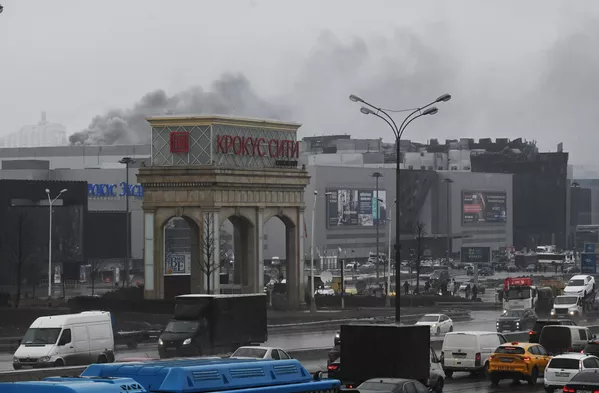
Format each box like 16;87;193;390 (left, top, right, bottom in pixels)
444;178;454;266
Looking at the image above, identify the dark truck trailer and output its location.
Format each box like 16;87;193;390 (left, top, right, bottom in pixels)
339;324;430;386
158;294;267;358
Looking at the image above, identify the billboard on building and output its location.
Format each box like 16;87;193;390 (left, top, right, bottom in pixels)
326;188;387;228
462;191;507;225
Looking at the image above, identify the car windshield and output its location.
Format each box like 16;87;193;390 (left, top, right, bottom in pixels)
584;343;599;355
568;279;585;286
358;382;400;391
555;297;578;305
21;328;62;345
506;288;531;299
419;315;439;322
231;348;267;358
502;310;522;317
164;320;199;334
549;358;581;370
494;346;525;354
571;371;599;383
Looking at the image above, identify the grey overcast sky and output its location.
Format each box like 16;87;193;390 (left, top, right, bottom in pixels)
1;1;599;163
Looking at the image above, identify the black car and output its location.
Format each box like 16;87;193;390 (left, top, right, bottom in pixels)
583;340;599;357
496;309;537;332
479;267;494;276
563;369;599;393
529;318;577;343
327;358;341;381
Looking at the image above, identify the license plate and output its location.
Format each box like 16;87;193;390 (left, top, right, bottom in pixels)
556;372;570;377
577;390;591;393
453;361;461;366
500;358;514;362
497;366;513;370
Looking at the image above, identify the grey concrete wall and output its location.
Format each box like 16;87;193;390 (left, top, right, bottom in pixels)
436;171;513;252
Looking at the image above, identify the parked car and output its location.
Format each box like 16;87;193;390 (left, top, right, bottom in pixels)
566;266;581;274
479;267;494;276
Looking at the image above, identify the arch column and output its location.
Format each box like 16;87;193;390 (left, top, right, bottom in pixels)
211;211;221;294
298;209;306;305
256;208;265;291
286;223;299;309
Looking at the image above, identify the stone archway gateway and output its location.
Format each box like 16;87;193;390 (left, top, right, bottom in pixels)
137;115;310;309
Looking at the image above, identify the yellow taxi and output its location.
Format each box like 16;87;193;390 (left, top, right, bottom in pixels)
488;341;551;386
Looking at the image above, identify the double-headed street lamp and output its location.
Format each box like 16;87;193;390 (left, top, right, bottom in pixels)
46;188;67;303
349;93;451;322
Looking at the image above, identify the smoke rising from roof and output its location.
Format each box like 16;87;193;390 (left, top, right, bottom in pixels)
69;74;290;145
70;17;599;165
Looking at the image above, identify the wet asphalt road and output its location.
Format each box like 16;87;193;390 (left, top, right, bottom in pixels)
443;373;547;393
0;311;504;371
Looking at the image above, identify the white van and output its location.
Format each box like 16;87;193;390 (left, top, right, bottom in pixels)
441;331;507;377
13;311;115;369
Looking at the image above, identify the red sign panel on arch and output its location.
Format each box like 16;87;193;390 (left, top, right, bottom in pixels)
170;131;189;153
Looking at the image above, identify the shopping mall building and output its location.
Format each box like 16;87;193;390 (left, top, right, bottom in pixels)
0;136;519;263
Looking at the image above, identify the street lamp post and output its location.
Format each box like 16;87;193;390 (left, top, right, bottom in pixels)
350;93;451;323
372;172;383;281
310;190;332;313
378;198;394;308
45;188;67;303
119;157;135;287
444;178;454;266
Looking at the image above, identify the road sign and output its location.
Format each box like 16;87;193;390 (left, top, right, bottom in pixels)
461;247;491;264
584;243;598;253
581;253;597;274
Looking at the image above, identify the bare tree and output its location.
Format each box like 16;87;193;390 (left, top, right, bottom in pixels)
198;213;226;294
0;211;38;307
412;221;428;295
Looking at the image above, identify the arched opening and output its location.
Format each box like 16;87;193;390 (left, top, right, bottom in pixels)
263;214;298;306
162;216;200;299
221;215;256;294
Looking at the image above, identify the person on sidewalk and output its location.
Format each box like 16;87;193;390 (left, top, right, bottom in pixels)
403;280;410;295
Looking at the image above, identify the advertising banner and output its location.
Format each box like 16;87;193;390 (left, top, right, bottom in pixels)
165;253;191;275
326;188;387;228
462;191;507;225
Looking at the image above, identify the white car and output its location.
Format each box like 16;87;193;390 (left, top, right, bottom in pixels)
415;314;453;335
564;275;596;298
544;353;599;392
230;346;292;360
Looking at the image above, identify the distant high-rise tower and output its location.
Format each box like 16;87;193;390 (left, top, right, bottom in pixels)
0;112;67;147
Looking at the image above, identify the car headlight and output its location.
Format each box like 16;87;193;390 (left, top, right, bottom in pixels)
158;338;163;346
551;310;556;315
183;338;192;345
13;357;19;363
570;311;575;315
38;356;50;362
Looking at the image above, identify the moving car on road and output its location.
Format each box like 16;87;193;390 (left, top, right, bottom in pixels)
583;340;599;357
544;353;599;392
529;319;577;343
230;346;292;360
563;369;599;393
540;325;593;355
488;341;551;386
441;331;506;378
496;309;537;332
355;378;429;393
415;314;453;336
